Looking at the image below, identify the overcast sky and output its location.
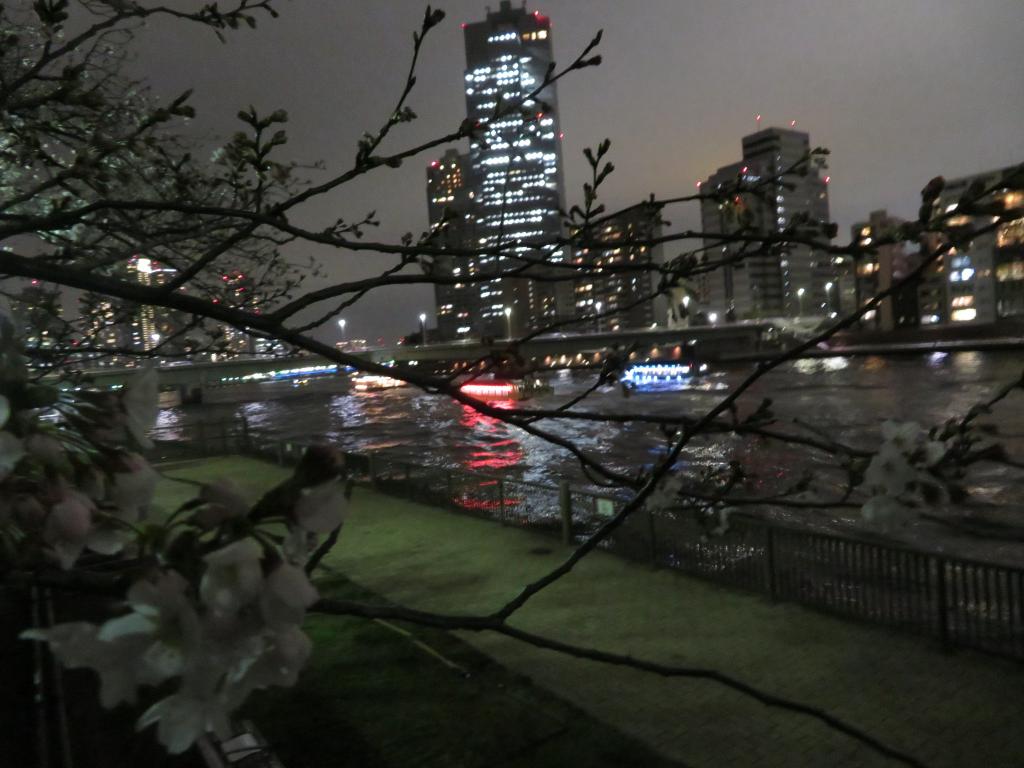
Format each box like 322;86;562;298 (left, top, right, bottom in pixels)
132;1;1024;343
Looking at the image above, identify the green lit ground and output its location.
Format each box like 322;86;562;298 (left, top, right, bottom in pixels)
157;457;1024;768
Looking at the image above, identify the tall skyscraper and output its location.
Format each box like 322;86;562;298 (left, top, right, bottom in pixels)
427;2;571;339
698;127;833;319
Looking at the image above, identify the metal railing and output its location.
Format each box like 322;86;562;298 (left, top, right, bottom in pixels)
152;421;1024;662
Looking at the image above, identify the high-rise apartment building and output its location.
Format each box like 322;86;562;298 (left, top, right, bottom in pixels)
698;127;833;320
428;2;571;339
850;210;919;331
6;280;63;352
130;256;182;352
573;204;662;331
922;166;1024;325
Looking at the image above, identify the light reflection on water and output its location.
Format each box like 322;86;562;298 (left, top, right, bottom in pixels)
159;351;1024;557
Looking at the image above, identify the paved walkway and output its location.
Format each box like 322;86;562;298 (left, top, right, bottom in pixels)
161;459;1024;767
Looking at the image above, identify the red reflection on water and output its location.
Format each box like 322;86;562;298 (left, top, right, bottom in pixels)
459;402;523;470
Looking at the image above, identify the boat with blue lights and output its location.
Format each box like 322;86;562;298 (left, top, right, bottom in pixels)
620;361;710;392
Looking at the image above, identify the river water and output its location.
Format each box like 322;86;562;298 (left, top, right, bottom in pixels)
155;351;1024;563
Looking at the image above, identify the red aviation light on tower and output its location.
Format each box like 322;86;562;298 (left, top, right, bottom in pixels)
824;175;831;184
430;160;439;168
790;120;797;128
460;22;467;29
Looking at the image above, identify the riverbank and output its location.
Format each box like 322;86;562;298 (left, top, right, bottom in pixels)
159;457;1024;768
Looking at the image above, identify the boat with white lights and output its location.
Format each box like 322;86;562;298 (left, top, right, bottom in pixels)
620;361;709;392
351;373;408;392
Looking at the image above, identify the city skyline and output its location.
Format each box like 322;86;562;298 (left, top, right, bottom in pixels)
126;0;1023;341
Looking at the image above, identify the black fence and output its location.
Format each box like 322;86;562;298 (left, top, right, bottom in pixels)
158;422;1024;662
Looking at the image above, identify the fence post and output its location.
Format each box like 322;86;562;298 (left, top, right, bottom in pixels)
368;453;378;487
646;508;658;567
936;557;952;651
765;525;778;602
559;480;572;545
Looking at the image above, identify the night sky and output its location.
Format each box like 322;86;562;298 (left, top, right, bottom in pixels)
132;1;1024;343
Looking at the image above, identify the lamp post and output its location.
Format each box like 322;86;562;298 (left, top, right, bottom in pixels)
797;287;806;318
503;306;512;339
337;318;346;344
418;313;427;346
595;301;603;333
825;281;834;315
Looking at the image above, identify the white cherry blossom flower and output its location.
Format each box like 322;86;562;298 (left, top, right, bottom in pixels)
137;690;232;754
861;494;910;528
863;443;918;497
21;622;150;708
45;489;95;569
294;479;347;533
880;420;925;452
24;433;65;466
922;439;948;468
98;571;201;683
0;430;25;480
122;367;159;448
238;624;312;693
282;525;315;563
109;453;159;521
259;562;318;628
199;538;264;614
195;478;250;528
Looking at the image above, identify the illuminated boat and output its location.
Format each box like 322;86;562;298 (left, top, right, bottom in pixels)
459;377;551;401
621;361;709;392
351;373;408;392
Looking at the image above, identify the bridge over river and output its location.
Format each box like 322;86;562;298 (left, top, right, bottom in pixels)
61;323;773;401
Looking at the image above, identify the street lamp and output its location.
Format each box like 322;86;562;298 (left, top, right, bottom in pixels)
595;301;603;333
337;318;346;343
418;313;427;346
503;306;512;339
797;287;806;317
825;281;834;315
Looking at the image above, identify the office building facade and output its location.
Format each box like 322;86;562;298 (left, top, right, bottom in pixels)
573;204;662;331
698;127;833;320
850;210;919;331
924;166;1024;325
428;2;572;340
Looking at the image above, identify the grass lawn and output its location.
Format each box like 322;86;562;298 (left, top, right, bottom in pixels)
155;458;682;768
157;457;1024;768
